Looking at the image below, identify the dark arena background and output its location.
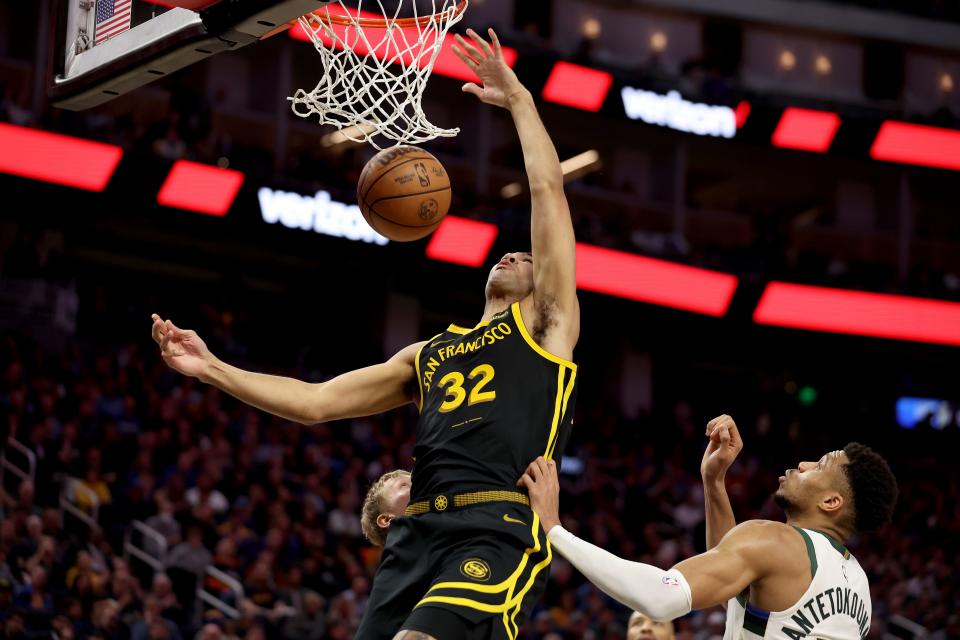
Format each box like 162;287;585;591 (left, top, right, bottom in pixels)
1;0;959;638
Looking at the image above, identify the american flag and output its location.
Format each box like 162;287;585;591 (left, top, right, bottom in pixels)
95;0;133;45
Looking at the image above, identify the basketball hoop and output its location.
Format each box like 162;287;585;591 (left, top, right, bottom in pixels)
290;0;468;149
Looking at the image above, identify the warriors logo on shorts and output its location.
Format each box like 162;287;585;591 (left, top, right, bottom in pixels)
460;559;491;581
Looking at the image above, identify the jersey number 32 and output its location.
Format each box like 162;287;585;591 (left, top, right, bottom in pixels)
437;364;496;413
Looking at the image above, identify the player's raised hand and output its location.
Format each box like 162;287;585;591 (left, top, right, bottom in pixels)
150;313;213;380
700;414;743;483
517;456;562;533
452;28;524;109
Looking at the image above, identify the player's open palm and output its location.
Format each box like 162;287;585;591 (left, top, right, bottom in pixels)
701;414;743;482
150;313;212;379
452;28;523;109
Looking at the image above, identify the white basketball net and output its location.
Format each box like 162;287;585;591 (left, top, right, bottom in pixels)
290;0;467;149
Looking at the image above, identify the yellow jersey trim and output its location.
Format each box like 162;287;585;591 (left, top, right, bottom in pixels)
446;319;492;335
416;595;509;613
414;334;442;414
511;302;577;371
508;540;553;638
548;368;577;459
543;367;566;460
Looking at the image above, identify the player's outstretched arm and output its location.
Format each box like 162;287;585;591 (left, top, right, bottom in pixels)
701;415;743;550
151;314;422;425
453;29;578;354
520;457;788;620
519;457;692;621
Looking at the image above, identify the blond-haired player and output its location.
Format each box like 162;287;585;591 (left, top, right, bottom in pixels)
361;471;411;548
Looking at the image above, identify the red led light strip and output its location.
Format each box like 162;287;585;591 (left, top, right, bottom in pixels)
771;107;841;153
754;281;960;346
542;62;614;112
287;8;516;82
870;120;960;172
156;160;245;216
0;123;122;191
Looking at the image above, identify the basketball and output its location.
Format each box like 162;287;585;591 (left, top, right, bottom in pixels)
357;146;451;242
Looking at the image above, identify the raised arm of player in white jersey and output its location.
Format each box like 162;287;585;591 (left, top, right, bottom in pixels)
701;414;743;549
150;314;422;424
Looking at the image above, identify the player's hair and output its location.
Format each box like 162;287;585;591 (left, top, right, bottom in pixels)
841;442;898;533
360;470;411;547
628;611;675;637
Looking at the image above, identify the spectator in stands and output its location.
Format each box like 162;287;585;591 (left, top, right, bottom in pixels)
14;564;55;621
194;622;225;640
8;515;43;582
3;611;27;640
111;563;144;617
149;576;173;610
281;590;326;640
326;574;368;636
0;479;40;521
203;537;242;607
76;449;113;511
51;614;77;640
242;560;277;609
167;525;213;577
90;598;129;639
0;578;15;622
66;550;109;596
327;492;362;539
186;473;229;518
78;528;113;581
130;596;183;640
215;498;258;550
145;495;183;557
28;537;58;582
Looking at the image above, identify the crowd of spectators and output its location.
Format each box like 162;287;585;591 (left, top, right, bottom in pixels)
1;271;958;640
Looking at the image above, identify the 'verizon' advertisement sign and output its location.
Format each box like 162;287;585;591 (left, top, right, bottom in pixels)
257;187;389;245
621;88;737;139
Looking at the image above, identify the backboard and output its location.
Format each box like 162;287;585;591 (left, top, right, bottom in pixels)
50;0;332;110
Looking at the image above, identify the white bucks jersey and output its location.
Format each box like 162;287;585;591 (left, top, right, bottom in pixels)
724;527;871;640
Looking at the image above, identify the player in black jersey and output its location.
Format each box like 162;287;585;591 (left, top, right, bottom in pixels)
150;27;579;639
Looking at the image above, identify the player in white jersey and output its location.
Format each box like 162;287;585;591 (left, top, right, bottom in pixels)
519;415;898;640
